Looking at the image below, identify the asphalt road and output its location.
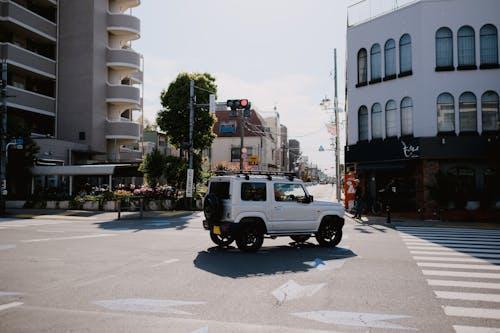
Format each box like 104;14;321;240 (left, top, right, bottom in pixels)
0;185;499;333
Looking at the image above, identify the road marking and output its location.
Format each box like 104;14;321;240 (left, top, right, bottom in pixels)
422;270;500;279
404;242;500;249
453;325;500;333
398;227;500;233
304;258;346;271
0;244;16;251
0;302;23;311
272;280;325;304
151;259;180;267
191;327;209;333
443;306;500;320
413;256;500;264
291;310;416;330
427;279;500;290
435;291;500;302
75;275;118;287
36;229;66;233
400;231;500;237
410;250;500;258
404;239;500;246
408;246;500;253
22;234;116;243
402;235;500;242
0;292;23;297
418;262;500;271
94;298;206;315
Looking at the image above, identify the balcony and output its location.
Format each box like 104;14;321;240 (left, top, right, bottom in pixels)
109;0;140;12
107;12;140;40
6;85;55;115
129;70;143;84
106;84;140;105
0;1;57;41
105;120;141;140
106;47;141;71
0;43;55;78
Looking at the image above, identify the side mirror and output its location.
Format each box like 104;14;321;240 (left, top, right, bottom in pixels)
309;195;314;203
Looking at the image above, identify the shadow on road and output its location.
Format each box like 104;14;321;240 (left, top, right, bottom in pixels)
193;244;356;278
94;213;194;232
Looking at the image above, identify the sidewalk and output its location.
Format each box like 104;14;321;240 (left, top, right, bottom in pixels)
345;212;500;230
4;209;193;220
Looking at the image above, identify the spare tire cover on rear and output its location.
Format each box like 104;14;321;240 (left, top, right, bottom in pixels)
204;193;222;222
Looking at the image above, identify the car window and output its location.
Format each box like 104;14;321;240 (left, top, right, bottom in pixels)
241;182;267;201
274;183;307;202
209;181;230;199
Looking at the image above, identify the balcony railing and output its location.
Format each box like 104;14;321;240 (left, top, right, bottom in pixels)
106;84;141;105
0;43;56;78
6;85;56;115
348;0;420;27
105;120;141;140
106;47;141;70
107;12;140;38
0;1;57;41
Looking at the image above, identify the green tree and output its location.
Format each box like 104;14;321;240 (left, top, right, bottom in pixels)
139;149;165;187
157;72;217;151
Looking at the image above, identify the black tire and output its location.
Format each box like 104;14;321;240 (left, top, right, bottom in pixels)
315;218;343;247
236;223;264;252
210;231;234;247
203;194;222;222
290;235;310;243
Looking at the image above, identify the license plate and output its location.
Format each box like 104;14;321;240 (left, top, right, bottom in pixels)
213;226;221;235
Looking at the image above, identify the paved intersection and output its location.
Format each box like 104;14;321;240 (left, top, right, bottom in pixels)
0;185;498;332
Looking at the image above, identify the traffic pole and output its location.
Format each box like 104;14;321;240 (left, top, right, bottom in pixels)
239;108;245;171
187;79;195;210
333;49;341;202
0;61;8;215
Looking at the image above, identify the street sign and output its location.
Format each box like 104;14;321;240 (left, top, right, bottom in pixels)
185;168;194;198
16;138;23;145
248;155;259;166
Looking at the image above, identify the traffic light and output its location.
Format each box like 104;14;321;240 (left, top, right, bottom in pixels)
226;99;251;111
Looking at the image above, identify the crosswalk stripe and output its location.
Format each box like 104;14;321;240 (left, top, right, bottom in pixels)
435;291;500;303
404;242;500;249
402;236;500;242
400;231;500;237
408;246;500;253
453;325;500;333
398;227;500;233
413;256;500;264
427;279;500;290
418;262;500;271
422;270;500;279
443;306;500;320
404;239;500;246
0;302;23;311
410;251;500;259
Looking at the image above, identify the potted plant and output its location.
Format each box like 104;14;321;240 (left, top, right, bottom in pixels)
82;195;99;210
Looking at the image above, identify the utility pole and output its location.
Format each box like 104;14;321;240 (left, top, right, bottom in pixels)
334;49;341;202
0;61;8;215
239;108;245;171
186;80;195;209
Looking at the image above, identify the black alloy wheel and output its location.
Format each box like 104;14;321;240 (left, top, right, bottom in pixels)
315;220;343;247
210;231;234;247
236;225;264;252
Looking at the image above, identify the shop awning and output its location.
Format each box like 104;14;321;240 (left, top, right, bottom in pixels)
31;164;132;176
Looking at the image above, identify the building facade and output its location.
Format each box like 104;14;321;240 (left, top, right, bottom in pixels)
345;0;500;217
1;0;144;197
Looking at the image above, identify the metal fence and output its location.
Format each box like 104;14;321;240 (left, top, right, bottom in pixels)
347;0;420;27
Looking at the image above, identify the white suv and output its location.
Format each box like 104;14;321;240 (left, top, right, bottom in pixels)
203;172;345;252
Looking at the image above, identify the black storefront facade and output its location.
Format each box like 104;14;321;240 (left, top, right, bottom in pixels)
345;135;500;219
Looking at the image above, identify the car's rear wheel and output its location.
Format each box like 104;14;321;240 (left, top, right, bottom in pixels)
210;231;234;247
290;235;310;243
236;224;264;252
315;218;343;247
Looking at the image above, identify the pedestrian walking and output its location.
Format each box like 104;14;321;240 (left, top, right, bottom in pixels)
353;180;364;219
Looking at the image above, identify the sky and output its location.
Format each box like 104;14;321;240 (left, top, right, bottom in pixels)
133;0;351;175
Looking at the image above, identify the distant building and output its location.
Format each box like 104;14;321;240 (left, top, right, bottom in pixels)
280;125;289;171
288;139;301;172
345;0;500;216
143;130;178;157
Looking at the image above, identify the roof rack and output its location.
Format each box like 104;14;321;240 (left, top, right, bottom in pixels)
213;170;298;181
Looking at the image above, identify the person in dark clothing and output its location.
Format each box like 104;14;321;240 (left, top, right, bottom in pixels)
354;180;364;219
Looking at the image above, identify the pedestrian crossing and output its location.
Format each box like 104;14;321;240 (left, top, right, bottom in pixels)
397;226;500;333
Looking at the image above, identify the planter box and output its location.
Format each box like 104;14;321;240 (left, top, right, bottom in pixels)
83;201;99;211
147;200;161;211
58;201;70;209
46;201;57;209
162;199;173;210
103;201;117;212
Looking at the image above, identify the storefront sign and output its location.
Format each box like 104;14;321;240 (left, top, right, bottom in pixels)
401;141;420;159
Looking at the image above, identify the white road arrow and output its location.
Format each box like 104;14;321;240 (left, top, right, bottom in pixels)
191;326;208;333
94;298;205;315
272;280;326;304
292;310;416;330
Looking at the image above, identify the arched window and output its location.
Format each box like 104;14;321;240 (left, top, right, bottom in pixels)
459;92;477;132
437;93;455;133
482;91;499;132
458;26;476;67
370;44;381;82
436;27;453;68
357;49;368;85
480;24;499;67
399;34;412;74
358;106;369;141
371;103;383;139
385;100;398;137
385;39;396;77
401;97;413;136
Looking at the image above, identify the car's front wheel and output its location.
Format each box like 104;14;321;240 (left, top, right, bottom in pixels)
236;224;264;252
315;218;343;247
210;231;234;247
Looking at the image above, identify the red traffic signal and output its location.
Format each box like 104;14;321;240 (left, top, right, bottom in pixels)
226;99;251;111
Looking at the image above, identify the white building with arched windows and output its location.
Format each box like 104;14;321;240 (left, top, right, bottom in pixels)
345;0;500;219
